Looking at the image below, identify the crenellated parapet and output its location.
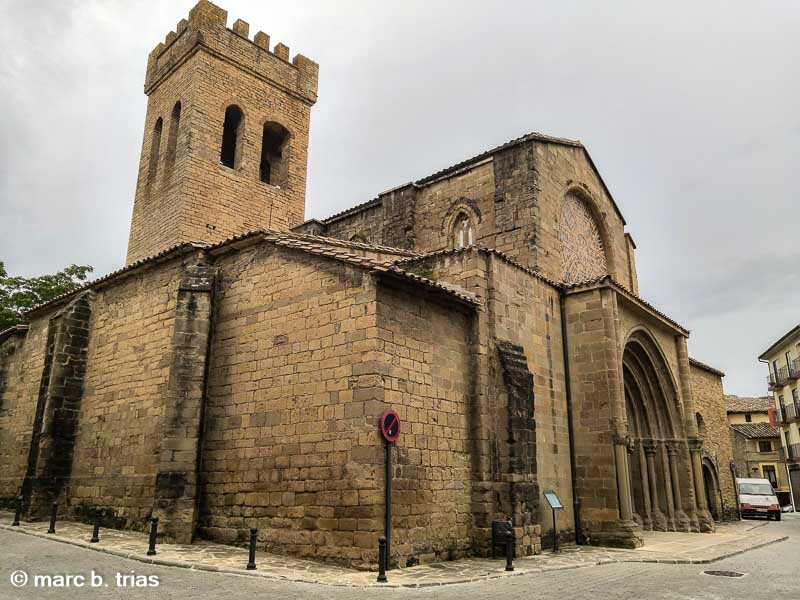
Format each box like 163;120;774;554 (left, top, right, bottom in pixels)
145;0;318;104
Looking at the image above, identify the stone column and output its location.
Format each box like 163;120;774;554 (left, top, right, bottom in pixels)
659;442;676;530
674;335;710;532
667;440;691;531
688;438;714;532
152;254;217;543
643;439;667;531
613;430;634;523
637;441;653;530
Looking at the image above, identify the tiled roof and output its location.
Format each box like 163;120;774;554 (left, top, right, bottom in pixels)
314;130;626;226
689;357;725;377
730;422;779;439
0;324;30;344
725;395;771;414
24;229;476;319
392;245;561;288
563;275;689;335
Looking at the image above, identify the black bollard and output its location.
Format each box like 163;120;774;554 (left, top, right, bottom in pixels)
90;510;101;543
47;502;58;534
505;532;514;572
246;527;257;570
147;517;159;556
12;495;22;527
377;536;388;582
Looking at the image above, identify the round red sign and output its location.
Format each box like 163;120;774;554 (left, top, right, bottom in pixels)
380;409;401;443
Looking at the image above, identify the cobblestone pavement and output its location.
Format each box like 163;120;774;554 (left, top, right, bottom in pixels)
1;515;798;599
0;510;787;589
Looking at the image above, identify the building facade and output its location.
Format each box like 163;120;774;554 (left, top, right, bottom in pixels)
0;1;737;570
759;325;800;509
726;395;788;506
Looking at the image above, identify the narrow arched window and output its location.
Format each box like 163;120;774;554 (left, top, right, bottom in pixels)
147;117;163;184
260;121;290;186
453;214;474;249
220;105;243;168
164;101;181;178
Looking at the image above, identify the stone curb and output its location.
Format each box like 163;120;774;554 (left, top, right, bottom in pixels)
0;522;789;588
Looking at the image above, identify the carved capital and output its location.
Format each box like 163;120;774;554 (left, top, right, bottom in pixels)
687;437;703;452
665;440;680;457
642;439;658;456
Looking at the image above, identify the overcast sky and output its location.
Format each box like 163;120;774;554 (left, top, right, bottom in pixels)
1;1;798;396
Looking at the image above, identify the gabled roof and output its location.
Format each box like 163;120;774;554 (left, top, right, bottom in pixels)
314;130;626;226
689;357;725;377
726;395;771;414
23;229;477;319
758;324;800;360
730;422;779;439
563;275;689;335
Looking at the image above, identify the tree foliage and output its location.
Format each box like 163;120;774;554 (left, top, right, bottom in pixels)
0;262;93;331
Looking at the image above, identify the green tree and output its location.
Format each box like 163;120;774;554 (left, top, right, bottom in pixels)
0;262;93;331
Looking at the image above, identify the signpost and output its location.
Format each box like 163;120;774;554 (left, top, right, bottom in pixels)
379;409;401;577
543;490;564;553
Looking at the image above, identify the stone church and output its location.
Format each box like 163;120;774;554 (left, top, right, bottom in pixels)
0;1;737;569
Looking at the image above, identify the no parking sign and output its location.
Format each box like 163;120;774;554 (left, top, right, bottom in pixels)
380;409;400;443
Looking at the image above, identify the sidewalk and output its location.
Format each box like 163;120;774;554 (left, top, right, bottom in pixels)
0;512;787;588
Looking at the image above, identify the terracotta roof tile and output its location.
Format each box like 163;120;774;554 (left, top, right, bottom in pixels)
730;422;779;439
725;395;771;414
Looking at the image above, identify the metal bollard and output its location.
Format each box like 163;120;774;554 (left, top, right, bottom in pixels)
505;532;514;572
246;527;257;570
12;495;22;527
90;509;101;543
147;517;159;556
47;502;58;534
377;536;388;582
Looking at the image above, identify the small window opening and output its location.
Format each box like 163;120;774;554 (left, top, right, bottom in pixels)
260;121;290;186
164;101;181;178
453;214;474;249
147;117;163;184
220;105;243;168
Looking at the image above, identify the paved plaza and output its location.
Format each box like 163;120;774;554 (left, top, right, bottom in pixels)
0;510;789;590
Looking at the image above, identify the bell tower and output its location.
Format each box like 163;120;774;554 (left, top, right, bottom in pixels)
126;0;319;265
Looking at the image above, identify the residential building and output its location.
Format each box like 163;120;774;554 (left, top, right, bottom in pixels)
758;326;800;510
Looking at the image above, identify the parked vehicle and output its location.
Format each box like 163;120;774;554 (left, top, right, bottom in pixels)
736;478;782;521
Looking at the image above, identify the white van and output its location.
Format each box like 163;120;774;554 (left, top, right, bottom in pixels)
736;477;782;521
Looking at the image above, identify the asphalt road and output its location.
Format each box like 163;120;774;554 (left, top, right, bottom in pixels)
2;515;799;600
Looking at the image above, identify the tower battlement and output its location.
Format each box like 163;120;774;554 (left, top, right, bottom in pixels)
127;0;318;265
145;0;318;105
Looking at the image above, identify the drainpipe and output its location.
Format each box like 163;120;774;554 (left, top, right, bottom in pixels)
560;293;583;544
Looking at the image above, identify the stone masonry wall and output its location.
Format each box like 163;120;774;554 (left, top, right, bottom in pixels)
315;139;637;291
199;244;383;568
127;0;318;264
690;364;738;519
0;324;48;506
65;259;185;529
374;281;473;567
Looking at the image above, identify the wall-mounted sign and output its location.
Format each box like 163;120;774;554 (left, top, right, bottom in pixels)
544;490;563;510
380;409;401;443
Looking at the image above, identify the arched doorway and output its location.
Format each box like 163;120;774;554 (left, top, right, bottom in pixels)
702;459;722;521
623;329;691;532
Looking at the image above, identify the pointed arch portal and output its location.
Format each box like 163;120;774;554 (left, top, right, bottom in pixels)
622;330;694;532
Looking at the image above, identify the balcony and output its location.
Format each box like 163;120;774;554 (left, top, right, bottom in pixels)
768;366;791;390
778;443;800;462
779;402;800;424
791;358;800;380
